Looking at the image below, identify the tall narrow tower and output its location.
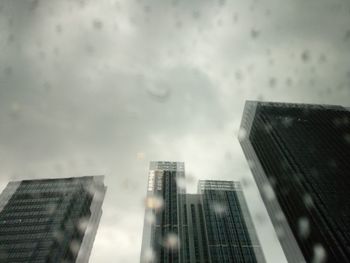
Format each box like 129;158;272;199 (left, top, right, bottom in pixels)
239;101;350;263
140;161;186;263
0;176;106;262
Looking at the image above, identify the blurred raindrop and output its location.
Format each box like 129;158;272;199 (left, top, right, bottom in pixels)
303;193;314;209
298;217;310;239
237;127;247;141
247;159;255;169
142;248;155;263
262;183;276;201
9;102;21;120
192;10;200;19
254;211;267;224
251;29;260;39
343;133;350;144
218;0;226;7
55;24;62;34
269;77;277;88
145;211;156;224
301;50;311;62
344;30;350;41
175;177;186;190
282;117;294;127
275;225;285;238
144;195;164;211
70;239;81;255
163;233;180;250
146;84;171;102
312;244;327;263
137;152;145;160
3;66;13;77
77;217;90;233
92;19;103;30
210;201;228;216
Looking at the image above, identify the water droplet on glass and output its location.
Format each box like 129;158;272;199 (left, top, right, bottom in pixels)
210;202;227;216
146;84;171;102
92;19;103;30
301;50;311;62
175;177;186;190
303;193;314;209
298;217;310;239
251;29;260;39
145;195;164;211
142;248;155;263
343;133;350;144
163;233;180;250
262;183;275;201
237;127;247;141
70;239;81;255
312;244;327;263
145;211;156;224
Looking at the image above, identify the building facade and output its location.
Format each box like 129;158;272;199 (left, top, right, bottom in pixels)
140;161;265;263
239;101;350;263
0;176;106;263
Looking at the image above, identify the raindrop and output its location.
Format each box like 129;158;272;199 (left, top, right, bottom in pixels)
235;71;243;81
344;30;350;41
286;78;293;87
163;233;180;250
9;102;21;120
146;84;171;102
254;212;267;224
70;239;81;255
145;211;156;224
92;19;103;30
312;244;327;263
142;248;155;263
144;5;151;13
241;177;251;188
55;24;62;34
262;183;275;201
298;217;310;239
247;159;255;169
282;117;294;127
85;44;95;55
232;13;239;24
303;193;314;209
237;127;247;141
275;211;285;222
218;0;226;6
301;50;311;62
251;29;260;39
269;77;277;88
210;202;228;216
144;195;164;211
344;133;350;144
264;123;273;133
318;54;327;63
192;10;200;19
77;217;90;233
175;177;186;190
3;66;13;77
275;225;285;238
137;152;145;160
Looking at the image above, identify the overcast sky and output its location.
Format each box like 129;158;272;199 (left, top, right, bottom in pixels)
0;0;350;262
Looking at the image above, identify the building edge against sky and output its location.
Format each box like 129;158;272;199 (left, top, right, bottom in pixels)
140;161;266;263
238;100;350;262
0;175;106;262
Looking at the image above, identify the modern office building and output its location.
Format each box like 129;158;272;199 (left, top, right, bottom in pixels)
239;101;350;263
140;161;265;263
0;176;106;263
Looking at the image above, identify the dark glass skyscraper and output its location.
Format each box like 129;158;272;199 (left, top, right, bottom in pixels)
140;161;265;263
239;101;350;263
0;176;106;263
